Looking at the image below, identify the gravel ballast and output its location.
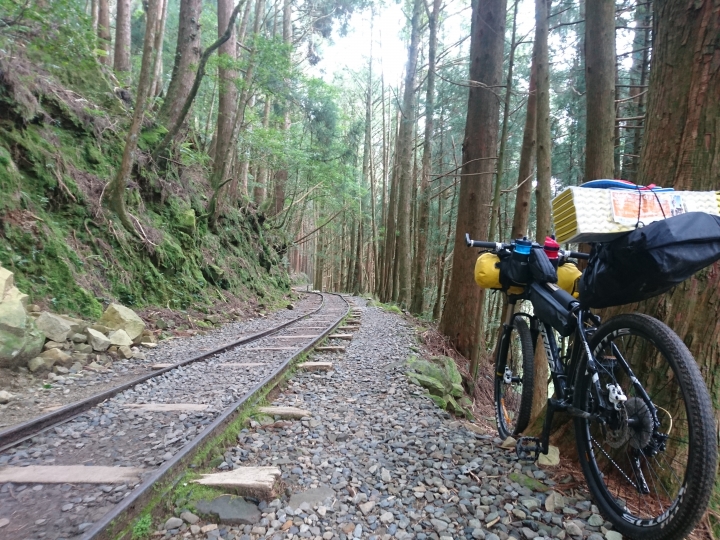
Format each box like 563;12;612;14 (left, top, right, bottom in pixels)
0;293;349;540
155;299;610;540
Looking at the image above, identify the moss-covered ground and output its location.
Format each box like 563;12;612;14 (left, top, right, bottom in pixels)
0;37;290;318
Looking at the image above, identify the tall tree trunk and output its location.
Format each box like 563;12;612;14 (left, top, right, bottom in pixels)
381;112;402;303
584;0;616;180
488;0;519;242
433;178;457;321
627;1;651;184
97;0;111;65
114;0;132;73
534;0;552;241
152;1;243;161
410;0;441;314
91;0;99;34
439;0;507;360
254;96;272;206
271;0;292;216
158;0;202;127
353;220;363;295
212;0;239;174
394;0;422;308
107;0;160;232
616;0;720;518
150;0;169;97
510;46;537;241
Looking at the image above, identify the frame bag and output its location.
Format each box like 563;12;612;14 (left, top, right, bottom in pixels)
579;212;720;308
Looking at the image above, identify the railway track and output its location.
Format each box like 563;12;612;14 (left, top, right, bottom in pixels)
0;292;351;540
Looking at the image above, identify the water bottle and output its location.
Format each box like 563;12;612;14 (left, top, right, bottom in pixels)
511;237;532;283
543;236;560;269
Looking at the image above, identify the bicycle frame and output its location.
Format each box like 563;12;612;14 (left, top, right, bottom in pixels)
503;297;607;458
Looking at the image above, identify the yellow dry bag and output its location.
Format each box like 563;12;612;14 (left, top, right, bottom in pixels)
557;262;582;297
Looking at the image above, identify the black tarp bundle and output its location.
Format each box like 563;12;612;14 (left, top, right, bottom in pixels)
579;212;720;308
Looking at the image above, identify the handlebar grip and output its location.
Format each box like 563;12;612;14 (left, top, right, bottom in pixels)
465;233;500;250
567;251;590;260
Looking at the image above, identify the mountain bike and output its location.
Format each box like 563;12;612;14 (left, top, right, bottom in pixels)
465;233;717;540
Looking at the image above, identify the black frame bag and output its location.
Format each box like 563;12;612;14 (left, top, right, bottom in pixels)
579;212;720;308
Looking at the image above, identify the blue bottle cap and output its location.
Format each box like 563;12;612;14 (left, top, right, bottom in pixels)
515;238;532;255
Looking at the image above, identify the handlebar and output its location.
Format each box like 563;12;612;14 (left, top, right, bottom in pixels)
464;232;590;260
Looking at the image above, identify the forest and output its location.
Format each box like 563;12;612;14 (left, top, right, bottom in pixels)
0;0;719;530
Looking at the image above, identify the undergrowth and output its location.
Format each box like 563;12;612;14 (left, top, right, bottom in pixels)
0;32;290;317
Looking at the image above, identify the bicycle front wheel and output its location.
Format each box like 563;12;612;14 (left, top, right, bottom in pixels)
574;313;717;540
494;316;534;439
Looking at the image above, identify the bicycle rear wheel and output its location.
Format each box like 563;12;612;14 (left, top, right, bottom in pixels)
574;313;716;540
494;316;534;439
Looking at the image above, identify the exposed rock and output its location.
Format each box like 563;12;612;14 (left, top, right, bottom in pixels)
194;495;261;525
43;341;66;350
289;486;335;509
39;348;72;367
98;304;145;340
0;390;15;404
90;324;112;334
118;345;134;359
537;445;560;467
71;333;87;343
108;329;132;347
28;356;50;372
180;511;199;525
35;312;73;342
0;293;44;369
85;328;111;352
73;343;93;353
0;267;13;298
57;315;86;334
164;517;183;530
4;286;28;307
0;299;28;336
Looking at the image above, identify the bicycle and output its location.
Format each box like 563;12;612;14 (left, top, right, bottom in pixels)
465;233;717;540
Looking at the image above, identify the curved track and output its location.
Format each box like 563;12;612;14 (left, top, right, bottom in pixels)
0;292;349;540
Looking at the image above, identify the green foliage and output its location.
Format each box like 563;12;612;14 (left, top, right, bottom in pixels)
131;514;152;540
406;355;473;419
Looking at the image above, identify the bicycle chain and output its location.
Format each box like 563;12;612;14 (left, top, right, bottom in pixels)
590;435;638;491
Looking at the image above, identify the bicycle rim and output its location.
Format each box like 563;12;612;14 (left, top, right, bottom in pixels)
575;315;713;537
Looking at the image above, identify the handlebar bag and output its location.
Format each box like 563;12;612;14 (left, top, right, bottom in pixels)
499;251;531;289
474;253;503;289
529;247;558;284
579;212;720;308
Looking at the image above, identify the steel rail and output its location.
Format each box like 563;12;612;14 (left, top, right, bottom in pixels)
83;292;349;540
0;292;326;451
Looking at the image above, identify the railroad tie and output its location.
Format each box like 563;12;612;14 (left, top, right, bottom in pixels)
193;467;281;498
0;466;143;484
242;347;297;350
299;361;334;371
328;334;353;340
315;346;345;352
274;335;320;339
256;406;311;419
215;362;266;367
123;403;209;412
151;363;175;369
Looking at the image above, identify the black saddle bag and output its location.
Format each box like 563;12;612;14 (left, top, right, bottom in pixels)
528;281;578;336
579;212;720;308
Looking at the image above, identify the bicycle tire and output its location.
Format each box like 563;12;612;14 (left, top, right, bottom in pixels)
573;313;717;540
494;316;535;439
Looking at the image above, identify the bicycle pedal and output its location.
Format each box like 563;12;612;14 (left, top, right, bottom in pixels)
516;436;543;462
